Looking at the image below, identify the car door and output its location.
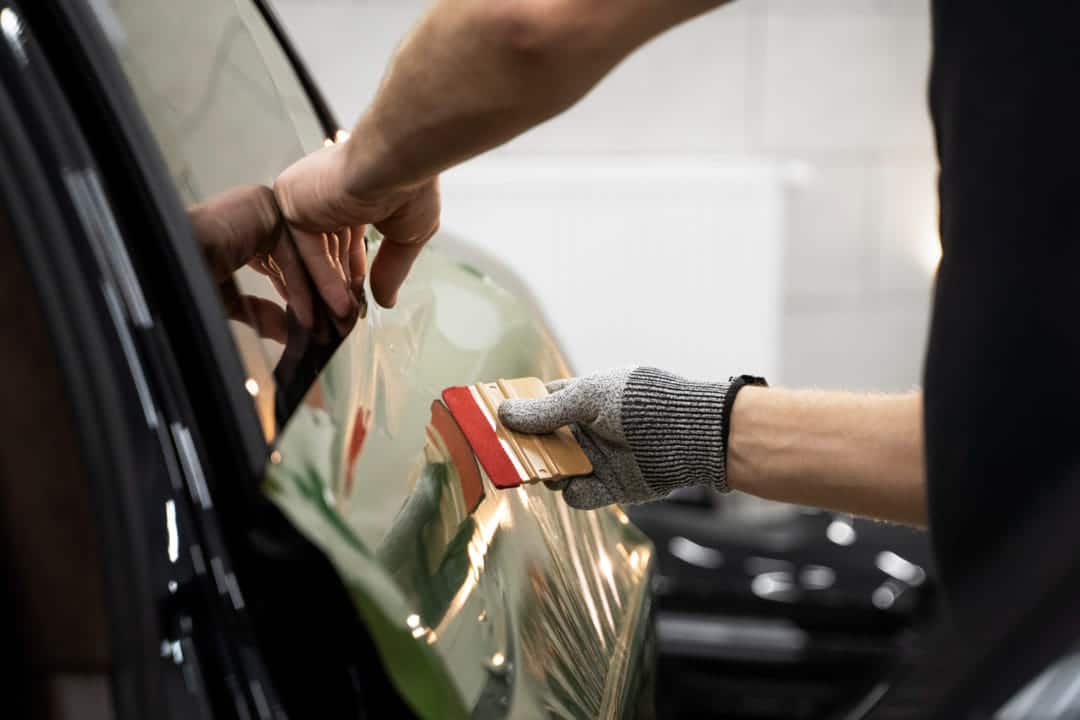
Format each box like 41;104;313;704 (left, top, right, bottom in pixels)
17;0;658;717
0;2;285;717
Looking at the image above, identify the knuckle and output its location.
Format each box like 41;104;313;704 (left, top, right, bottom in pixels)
271;177;294;217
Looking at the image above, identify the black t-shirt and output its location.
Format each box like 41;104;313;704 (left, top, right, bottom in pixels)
925;1;1080;609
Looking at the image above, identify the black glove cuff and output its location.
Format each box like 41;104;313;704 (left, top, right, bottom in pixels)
717;374;769;493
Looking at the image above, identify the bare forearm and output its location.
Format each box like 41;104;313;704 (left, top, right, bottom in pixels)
727;388;926;526
345;0;730;193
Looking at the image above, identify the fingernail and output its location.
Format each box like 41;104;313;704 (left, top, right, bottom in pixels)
352;276;368;319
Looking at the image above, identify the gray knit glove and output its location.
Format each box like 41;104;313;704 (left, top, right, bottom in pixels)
497;367;736;510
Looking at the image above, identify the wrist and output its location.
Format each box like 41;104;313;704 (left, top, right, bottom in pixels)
725;385;767;493
716;375;768;493
342;112;413;199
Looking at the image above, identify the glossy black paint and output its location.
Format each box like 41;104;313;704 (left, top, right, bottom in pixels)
631;491;936;718
9;1;413;717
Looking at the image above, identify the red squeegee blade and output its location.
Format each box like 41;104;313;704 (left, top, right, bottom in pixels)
441;386;522;489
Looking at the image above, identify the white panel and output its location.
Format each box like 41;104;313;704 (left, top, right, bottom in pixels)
783;160;871;299
872;162;939;294
764;0;929;15
274;0;752;154
438;157;788;381
497;4;752;155
271;0;942;393
758;7;933;152
270;0;425;123
780;297;931;392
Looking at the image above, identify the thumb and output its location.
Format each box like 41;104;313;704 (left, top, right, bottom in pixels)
562;477;617;510
499;386;595;434
545;378;573;393
369;179;440;307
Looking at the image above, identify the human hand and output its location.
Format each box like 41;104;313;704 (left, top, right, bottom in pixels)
273;137;440;310
190;182;369;342
188;184;298;343
498;367;739;509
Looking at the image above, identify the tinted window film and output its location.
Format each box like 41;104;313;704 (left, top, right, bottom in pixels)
90;0;355;440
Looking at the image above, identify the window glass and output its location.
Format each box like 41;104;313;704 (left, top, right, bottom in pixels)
90;0;348;441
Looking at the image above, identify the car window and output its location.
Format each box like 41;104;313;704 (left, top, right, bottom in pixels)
83;4;659;716
88;0;341;441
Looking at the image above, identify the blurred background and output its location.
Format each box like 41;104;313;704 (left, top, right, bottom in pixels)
274;0;937;392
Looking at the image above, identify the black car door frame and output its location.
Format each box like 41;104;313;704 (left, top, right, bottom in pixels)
11;1;416;717
0;3;235;717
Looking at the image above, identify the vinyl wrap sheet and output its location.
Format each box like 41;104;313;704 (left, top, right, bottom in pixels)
264;245;656;719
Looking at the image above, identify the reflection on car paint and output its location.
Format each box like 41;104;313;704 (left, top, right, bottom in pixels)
428;399;485;514
265;243;655;718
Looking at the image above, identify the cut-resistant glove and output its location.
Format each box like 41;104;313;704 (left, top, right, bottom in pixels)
498;367;747;510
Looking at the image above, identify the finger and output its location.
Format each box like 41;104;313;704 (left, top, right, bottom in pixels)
271;228;313;328
561;476;617;510
264;254;288;298
337;227;351;287
329;231;342;274
370;180;440;307
292;227;354;320
189;185;280;282
220;280;289;345
247;257;288;302
328;230;360;337
348;224;368;296
369;240;426;309
349;225;369;318
226;294;289;345
330;232;360;336
545;378;574;394
498;386;597;434
247;256;272;278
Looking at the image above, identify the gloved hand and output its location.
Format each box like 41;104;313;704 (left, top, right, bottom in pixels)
498;367;744;510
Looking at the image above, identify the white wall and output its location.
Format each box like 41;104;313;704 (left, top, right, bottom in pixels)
438;158;788;381
272;0;937;391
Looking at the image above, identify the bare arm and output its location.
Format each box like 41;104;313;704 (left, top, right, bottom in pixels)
275;0;730;307
347;0;732;191
728;388;926;526
498;368;926;525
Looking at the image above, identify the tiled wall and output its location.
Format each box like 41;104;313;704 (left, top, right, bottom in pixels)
273;0;937;392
